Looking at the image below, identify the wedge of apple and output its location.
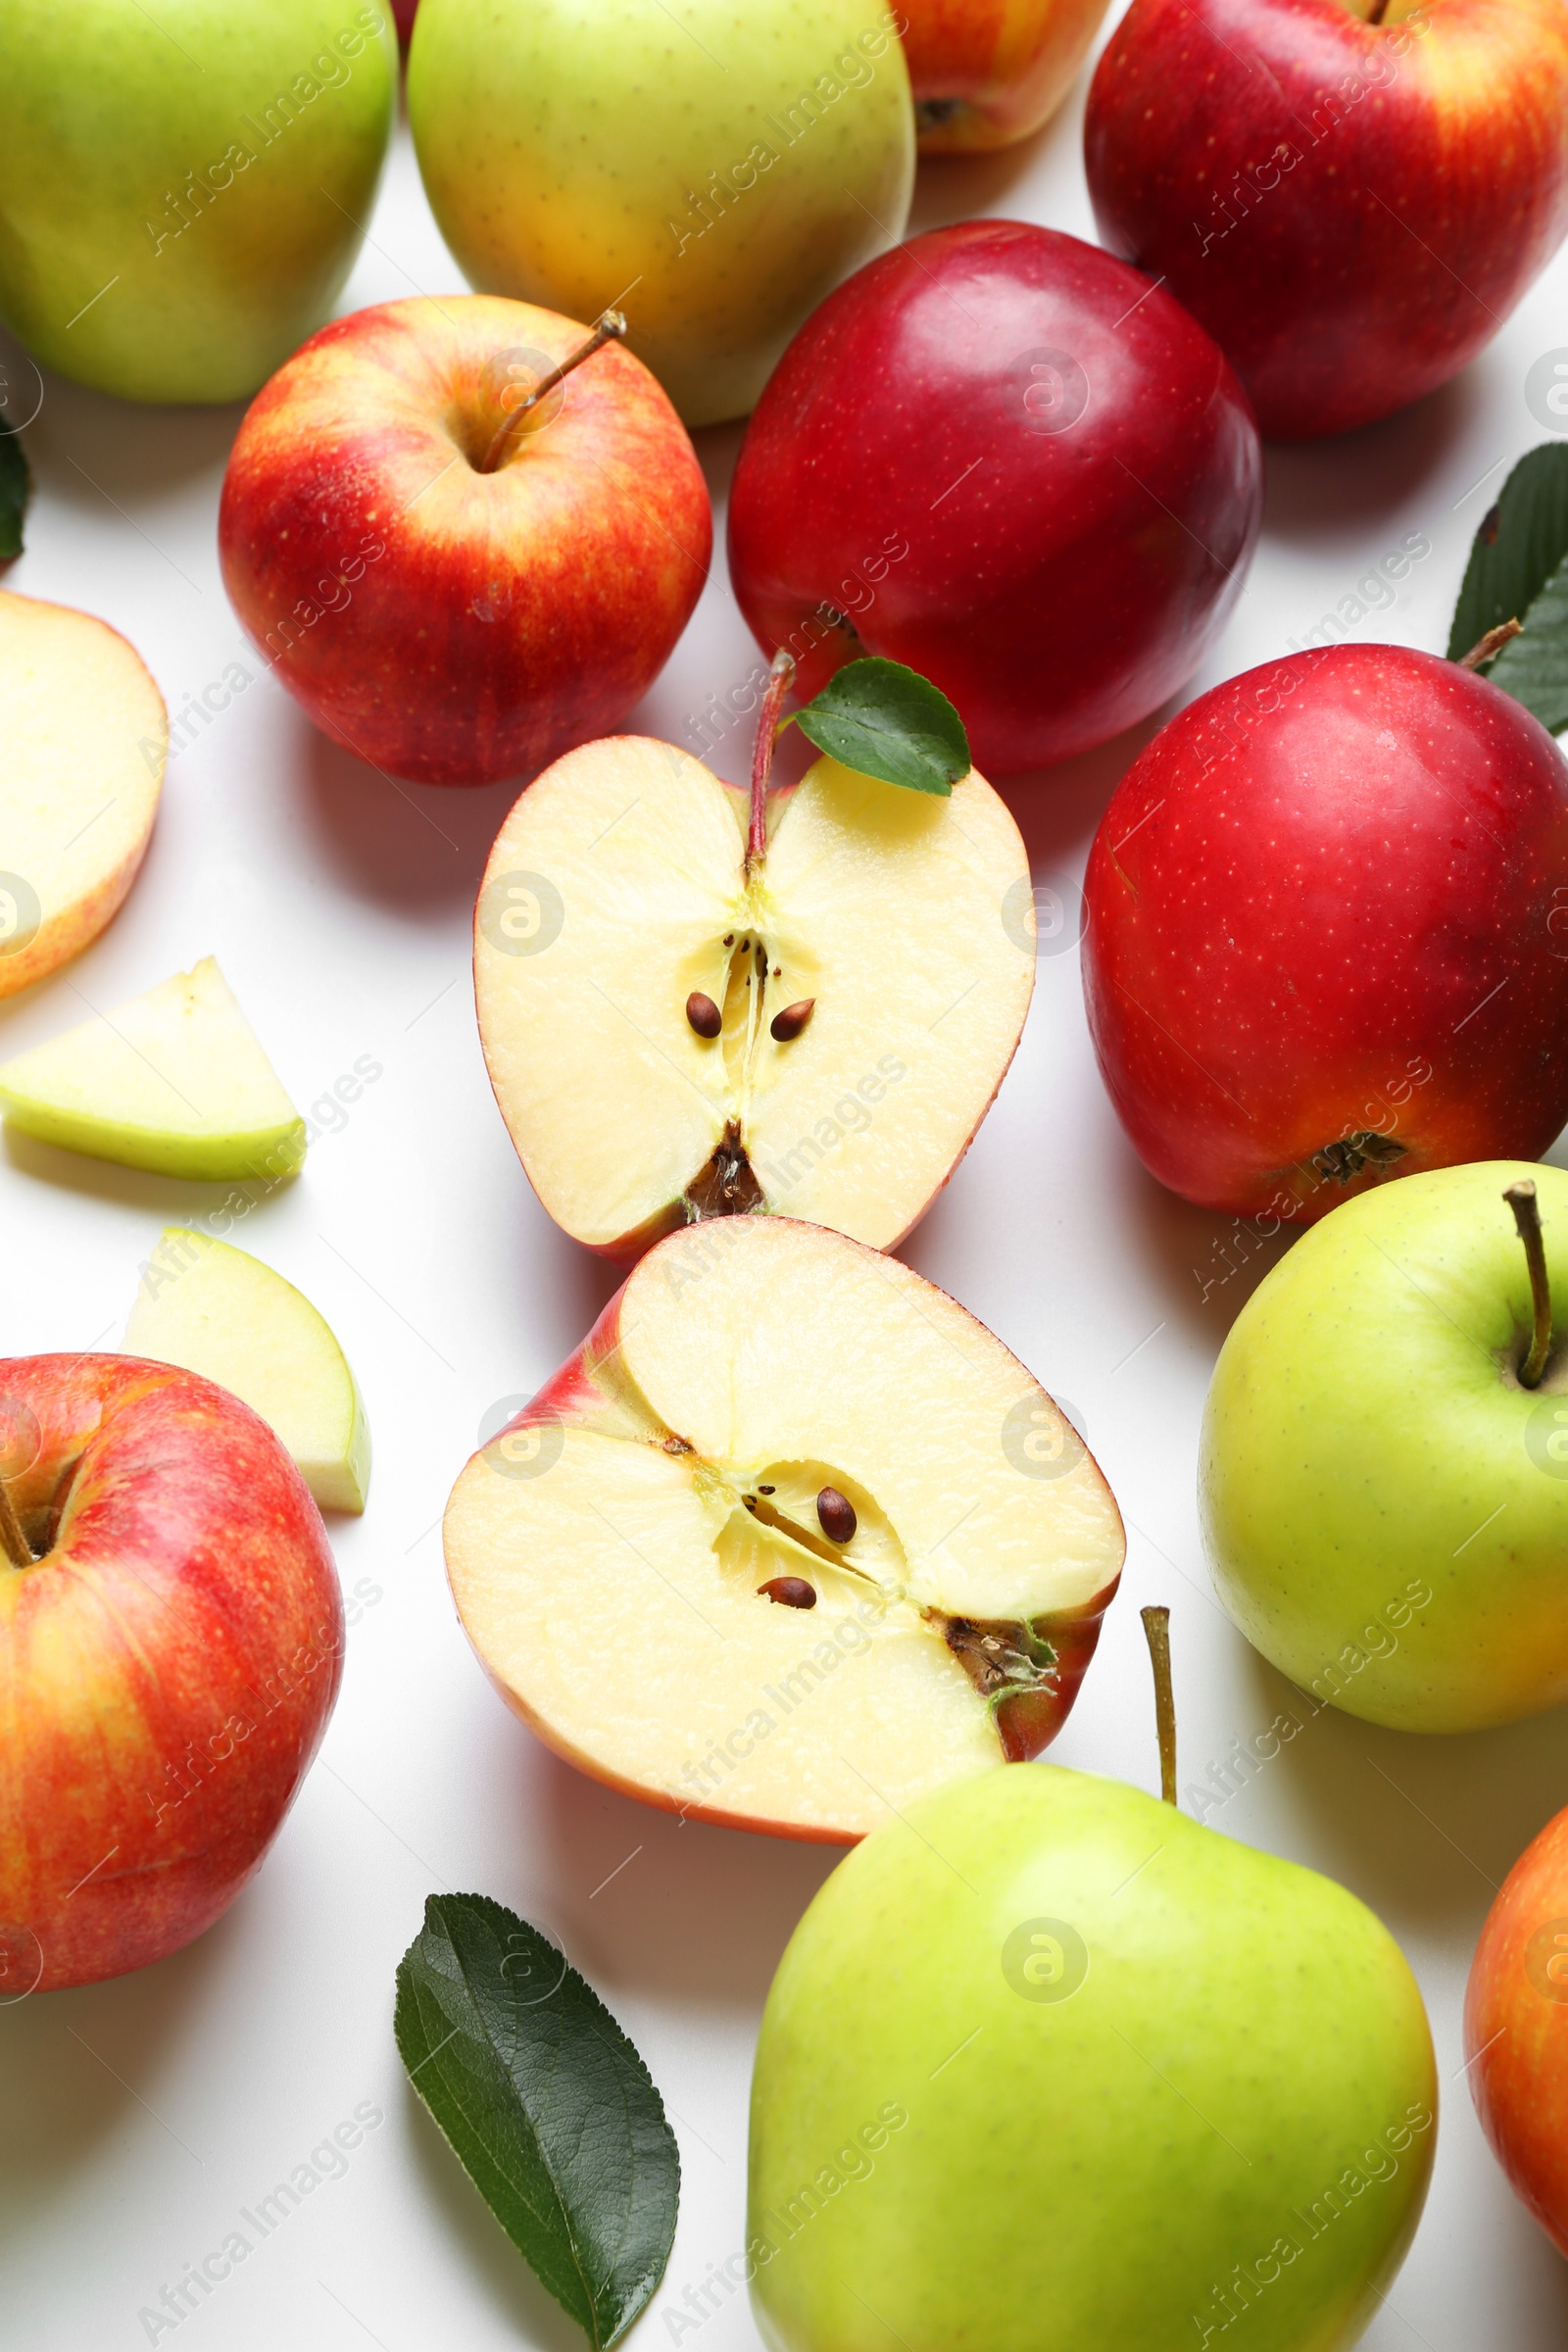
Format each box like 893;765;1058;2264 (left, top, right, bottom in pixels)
444;1216;1124;1840
0;587;166;1000
475;727;1034;1256
125;1229;370;1512
0;956;305;1180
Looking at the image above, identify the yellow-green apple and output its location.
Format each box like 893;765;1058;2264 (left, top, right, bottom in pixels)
0;587;165;1001
1085;0;1568;440
0;956;306;1180
0;1353;342;1991
1465;1802;1568;2255
474;725;1034;1257
903;0;1114;151
126;1229;371;1513
0;0;396;405
1200;1162;1568;1732
443;1215;1124;1840
1082;647;1568;1222
726;220;1262;775
749;1763;1436;2351
406;0;915;426
219;295;711;785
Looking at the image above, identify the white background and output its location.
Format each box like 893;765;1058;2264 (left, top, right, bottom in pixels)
5;8;1568;2346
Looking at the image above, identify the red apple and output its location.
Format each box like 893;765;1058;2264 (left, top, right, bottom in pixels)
1465;1803;1568;2255
393;0;417;39
1085;0;1568;441
219;295;711;787
1081;645;1568;1221
726;220;1261;777
901;0;1114;152
0;1354;342;1993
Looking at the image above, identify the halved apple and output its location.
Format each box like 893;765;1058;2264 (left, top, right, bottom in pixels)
125;1228;370;1512
474;737;1035;1255
0;586;166;1000
0;956;305;1179
444;1216;1124;1840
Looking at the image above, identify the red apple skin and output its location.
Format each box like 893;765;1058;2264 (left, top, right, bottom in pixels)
1085;0;1568;441
219;295;711;786
0;1355;342;1992
726;220;1261;776
1465;1804;1568;2256
1081;646;1568;1221
902;0;1114;152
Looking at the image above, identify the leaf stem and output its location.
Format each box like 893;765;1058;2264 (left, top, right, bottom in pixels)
1141;1605;1178;1806
747;648;796;869
1504;1178;1552;1389
479;311;627;474
1457;617;1522;671
0;1478;32;1568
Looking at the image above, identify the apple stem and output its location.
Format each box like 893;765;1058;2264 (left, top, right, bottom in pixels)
1458;618;1523;671
1504;1179;1552;1388
0;1478;31;1569
478;310;628;474
1141;1605;1178;1806
747;648;796;869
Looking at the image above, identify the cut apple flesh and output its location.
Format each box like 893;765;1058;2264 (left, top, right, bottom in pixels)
0;587;166;1001
124;1228;370;1512
0;956;305;1180
443;1216;1124;1840
474;736;1035;1254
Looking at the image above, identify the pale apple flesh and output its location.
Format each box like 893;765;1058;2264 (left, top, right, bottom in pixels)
475;738;1036;1257
443;1217;1124;1841
0;956;306;1180
125;1229;371;1513
0;587;165;1000
903;0;1115;152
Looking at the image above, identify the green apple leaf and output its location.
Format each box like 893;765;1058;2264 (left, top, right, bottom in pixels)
795;657;969;795
1448;444;1568;732
394;1893;678;2351
0;417;30;562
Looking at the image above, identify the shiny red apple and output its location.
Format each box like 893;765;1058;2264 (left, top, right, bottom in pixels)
902;0;1114;151
1465;1803;1568;2256
1081;645;1568;1221
726;220;1261;777
1085;0;1568;440
0;1355;342;1993
219;294;711;786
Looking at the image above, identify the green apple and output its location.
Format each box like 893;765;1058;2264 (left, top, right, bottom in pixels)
0;0;396;404
126;1227;370;1511
0;956;305;1179
749;1763;1436;2352
1201;1160;1568;1734
407;0;915;426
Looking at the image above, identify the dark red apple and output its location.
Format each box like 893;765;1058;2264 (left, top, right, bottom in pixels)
0;1355;342;1991
726;220;1262;777
1081;645;1568;1221
1085;0;1568;441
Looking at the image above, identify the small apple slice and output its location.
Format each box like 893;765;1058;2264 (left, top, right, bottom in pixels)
0;586;166;1000
475;736;1034;1254
444;1216;1124;1840
0;956;305;1180
125;1228;370;1512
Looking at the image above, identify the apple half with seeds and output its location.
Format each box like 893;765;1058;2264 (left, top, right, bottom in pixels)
443;1215;1124;1840
474;658;1036;1255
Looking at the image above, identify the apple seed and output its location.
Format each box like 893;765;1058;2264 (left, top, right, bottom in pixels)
816;1486;857;1544
759;1575;817;1609
686;991;723;1040
771;998;815;1042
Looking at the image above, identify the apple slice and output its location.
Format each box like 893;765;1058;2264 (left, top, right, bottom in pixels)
475;735;1034;1255
0;956;305;1180
124;1228;370;1512
0;587;166;1000
443;1216;1124;1840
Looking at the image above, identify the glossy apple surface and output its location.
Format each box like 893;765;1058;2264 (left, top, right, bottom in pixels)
904;0;1113;151
751;1765;1436;2351
1466;1802;1568;2254
1082;646;1568;1221
0;0;396;404
1201;1163;1568;1733
219;295;711;786
1086;0;1568;440
0;1354;342;1991
727;220;1261;776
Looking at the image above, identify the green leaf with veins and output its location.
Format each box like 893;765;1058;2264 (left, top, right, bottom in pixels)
1448;443;1568;733
395;1892;679;2349
0;417;30;562
794;656;970;796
